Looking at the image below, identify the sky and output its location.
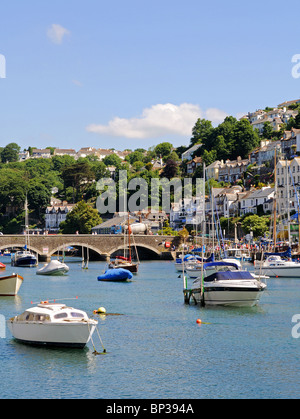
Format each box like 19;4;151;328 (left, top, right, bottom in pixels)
0;0;300;152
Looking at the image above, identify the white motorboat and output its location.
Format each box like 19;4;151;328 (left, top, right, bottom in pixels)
0;274;23;296
36;259;69;276
186;257;241;279
256;255;300;278
11;250;37;268
8;301;98;348
190;261;267;307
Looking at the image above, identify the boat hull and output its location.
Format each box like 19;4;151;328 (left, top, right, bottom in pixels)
258;266;300;278
36;268;69;276
0;274;23;296
12;256;37;268
192;281;266;307
36;261;69;276
8;321;96;348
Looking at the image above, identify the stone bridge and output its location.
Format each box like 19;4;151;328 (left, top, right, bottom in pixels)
0;234;177;261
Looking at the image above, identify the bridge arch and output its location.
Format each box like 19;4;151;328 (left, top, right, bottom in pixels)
0;243;43;257
109;243;161;260
49;242;106;260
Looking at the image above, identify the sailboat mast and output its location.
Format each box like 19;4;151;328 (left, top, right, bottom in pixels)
200;163;206;304
286;158;291;246
273;149;277;248
128;212;132;262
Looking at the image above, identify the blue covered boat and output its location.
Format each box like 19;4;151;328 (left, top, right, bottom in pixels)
190;261;267;307
97;268;133;282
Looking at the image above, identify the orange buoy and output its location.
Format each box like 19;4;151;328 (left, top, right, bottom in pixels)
196;319;202;324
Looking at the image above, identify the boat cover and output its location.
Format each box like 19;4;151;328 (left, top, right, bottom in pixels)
204;271;254;282
203;261;240;270
97;268;133;281
264;247;292;259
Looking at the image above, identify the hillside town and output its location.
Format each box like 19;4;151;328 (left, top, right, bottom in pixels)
1;98;300;241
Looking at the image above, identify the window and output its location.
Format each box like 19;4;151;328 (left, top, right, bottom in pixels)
54;312;68;319
71;312;85;318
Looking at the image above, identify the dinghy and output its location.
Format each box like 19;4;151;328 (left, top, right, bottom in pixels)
36;259;69;276
98;268;133;282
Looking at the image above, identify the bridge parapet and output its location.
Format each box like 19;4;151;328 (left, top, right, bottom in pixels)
0;234;177;260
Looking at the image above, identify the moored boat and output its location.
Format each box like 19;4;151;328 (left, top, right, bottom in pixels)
256;254;300;278
11;250;37;268
0;262;6;270
8;301;98;348
98;268;133;282
36;259;69;276
0;274;23;296
190;261;266;307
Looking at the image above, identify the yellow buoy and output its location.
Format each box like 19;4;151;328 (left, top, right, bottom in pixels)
97;307;106;314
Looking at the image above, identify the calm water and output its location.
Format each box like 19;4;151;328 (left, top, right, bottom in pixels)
0;256;300;399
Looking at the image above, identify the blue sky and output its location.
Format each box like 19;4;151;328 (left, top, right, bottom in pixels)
0;0;300;152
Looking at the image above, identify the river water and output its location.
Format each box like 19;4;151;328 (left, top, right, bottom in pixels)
0;256;299;399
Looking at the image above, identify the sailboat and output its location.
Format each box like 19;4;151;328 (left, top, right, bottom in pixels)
11;196;38;268
109;213;139;273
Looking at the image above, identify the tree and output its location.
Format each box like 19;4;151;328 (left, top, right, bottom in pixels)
160;159;179;180
126;150;145;165
1;142;21;163
295;111;300;129
103;154;122;167
59;201;102;234
232;119;260;159
262;121;274;139
154;142;173;158
241;214;269;237
190;118;213;147
61;161;94;203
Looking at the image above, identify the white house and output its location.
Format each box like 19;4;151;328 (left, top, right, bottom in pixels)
170;197;204;230
239;187;274;216
45;202;76;232
53;149;77;158
181;144;202;162
250;140;281;166
31;149;52;159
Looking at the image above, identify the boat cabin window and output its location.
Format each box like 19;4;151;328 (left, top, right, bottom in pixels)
71;312;85;318
54;312;68;319
16;312;50;322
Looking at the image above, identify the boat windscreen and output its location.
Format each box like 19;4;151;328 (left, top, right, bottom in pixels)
205;271;254;282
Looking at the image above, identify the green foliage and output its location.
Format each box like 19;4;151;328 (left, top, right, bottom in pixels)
1;143;21;163
59;201;102;234
241;214;270;238
158;220;178;236
191;116;260;161
103;154;122;167
154;142;173;158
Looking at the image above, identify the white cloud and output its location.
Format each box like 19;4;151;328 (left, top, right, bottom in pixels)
86;103;228;139
72;79;83;87
47;24;70;45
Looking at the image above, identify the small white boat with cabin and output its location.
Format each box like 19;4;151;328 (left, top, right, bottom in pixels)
225;248;252;262
36;259;69;276
257;254;300;278
0;274;23;296
8;301;98;348
190;261;267;307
